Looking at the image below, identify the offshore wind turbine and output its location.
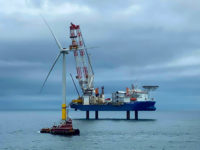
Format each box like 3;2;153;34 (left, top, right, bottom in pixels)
40;16;69;122
40;17;79;135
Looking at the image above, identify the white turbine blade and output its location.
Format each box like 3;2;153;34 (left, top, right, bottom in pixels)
41;15;63;50
40;53;61;93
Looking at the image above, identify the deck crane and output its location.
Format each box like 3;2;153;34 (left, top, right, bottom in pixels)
69;23;94;96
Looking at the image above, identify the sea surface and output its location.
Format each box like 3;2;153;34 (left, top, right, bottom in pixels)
0;110;199;150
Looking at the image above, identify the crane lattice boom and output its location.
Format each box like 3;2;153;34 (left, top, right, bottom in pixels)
69;23;94;95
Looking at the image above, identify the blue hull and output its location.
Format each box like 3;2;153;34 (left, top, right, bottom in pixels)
70;101;156;111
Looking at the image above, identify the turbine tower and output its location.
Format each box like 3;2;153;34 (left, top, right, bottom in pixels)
40;17;70;122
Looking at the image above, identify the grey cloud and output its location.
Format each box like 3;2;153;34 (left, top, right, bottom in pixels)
0;0;200;110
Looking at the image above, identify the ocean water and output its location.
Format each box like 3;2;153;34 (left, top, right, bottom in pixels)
0;110;199;150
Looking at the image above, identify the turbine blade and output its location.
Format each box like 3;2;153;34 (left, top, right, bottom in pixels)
41;15;63;50
40;53;61;93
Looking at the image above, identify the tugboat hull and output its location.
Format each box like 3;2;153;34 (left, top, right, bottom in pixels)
50;129;80;135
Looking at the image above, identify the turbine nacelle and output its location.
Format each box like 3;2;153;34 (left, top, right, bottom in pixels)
60;49;69;54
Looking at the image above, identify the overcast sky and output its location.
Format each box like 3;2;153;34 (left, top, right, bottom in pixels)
0;0;200;110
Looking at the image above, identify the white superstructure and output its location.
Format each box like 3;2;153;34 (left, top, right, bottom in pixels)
111;85;158;103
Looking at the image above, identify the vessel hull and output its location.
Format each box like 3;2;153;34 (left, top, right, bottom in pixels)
70;101;156;111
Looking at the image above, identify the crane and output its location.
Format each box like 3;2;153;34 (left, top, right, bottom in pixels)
69;23;94;96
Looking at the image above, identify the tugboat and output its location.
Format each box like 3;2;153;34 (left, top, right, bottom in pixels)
50;119;79;135
41;118;79;135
